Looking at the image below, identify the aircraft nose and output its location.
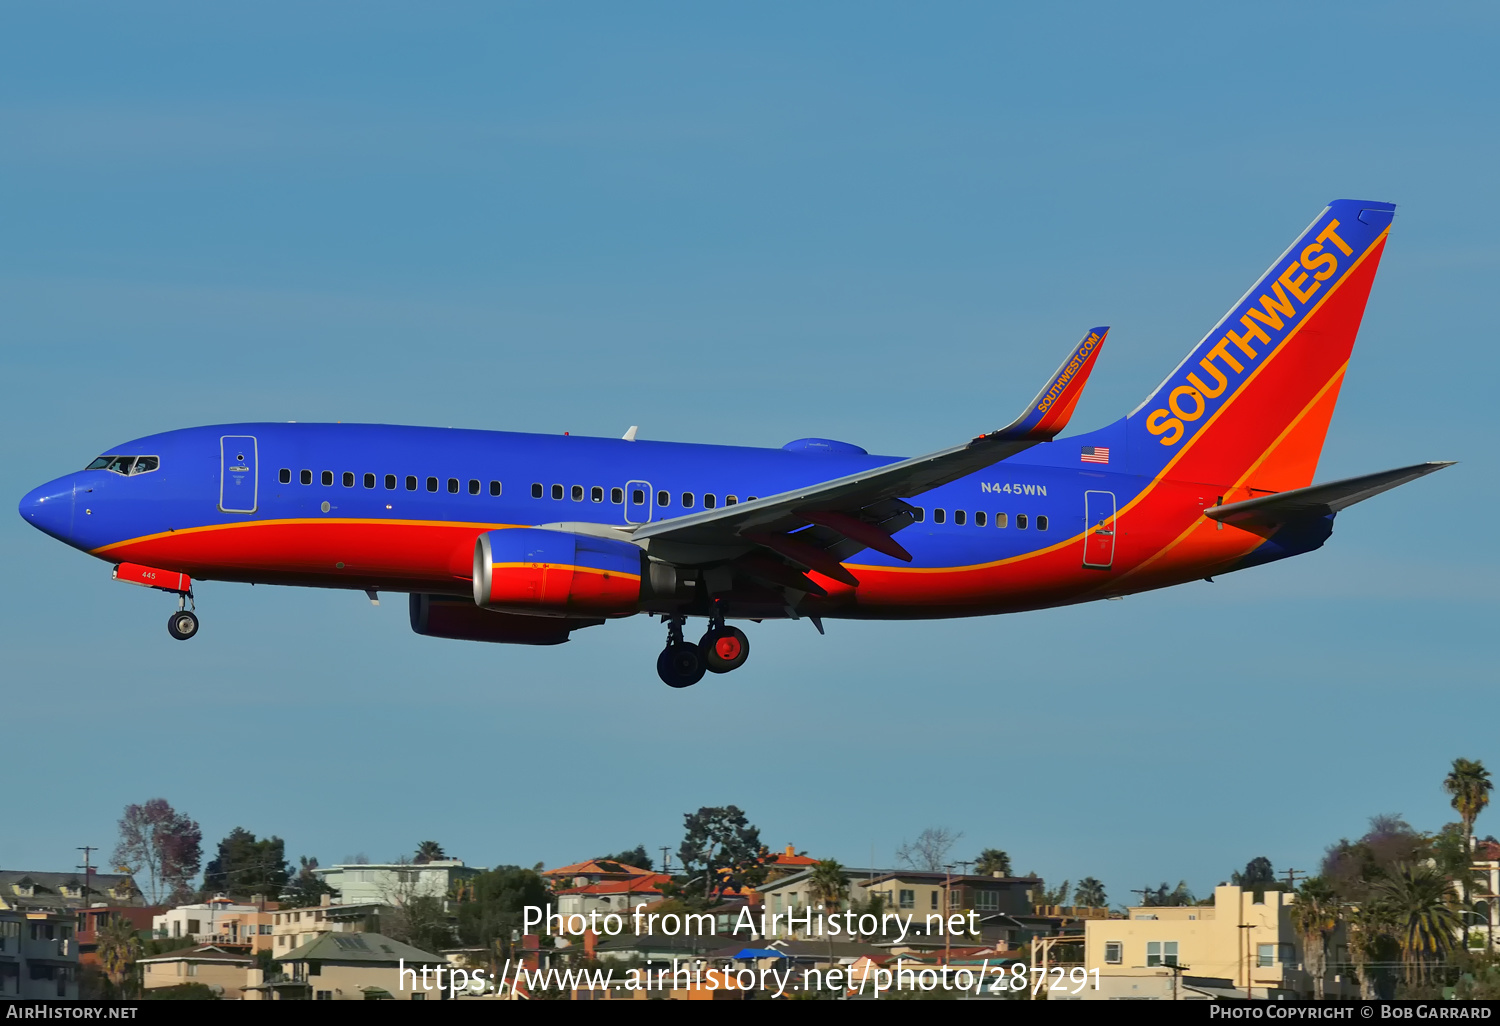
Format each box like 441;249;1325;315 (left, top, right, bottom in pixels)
18;478;77;542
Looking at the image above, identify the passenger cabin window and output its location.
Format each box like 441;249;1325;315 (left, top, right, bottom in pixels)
551;484;563;500
342;472;355;487
1017;513;1028;530
611;487;623;504
1037;515;1049;531
704;494;717;509
468;479;480;495
631;488;645;505
913;507;924;523
490;481;502;496
447;478;459;493
426;477;439;492
385;474;396;489
726;495;738;505
681;492;694;508
532;483;543;498
571;485;584;501
591;486;603;502
301;470;313;485
405;475;417;491
976;511;987;527
934;508;946;524
657;491;669;507
321;471;334;486
364;473;376;489
279;468;291;484
996;512;1008;528
954;510;966;525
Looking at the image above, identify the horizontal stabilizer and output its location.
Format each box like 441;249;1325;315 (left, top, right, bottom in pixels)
1205;462;1455;527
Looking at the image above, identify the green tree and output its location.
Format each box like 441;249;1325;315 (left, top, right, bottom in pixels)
1346;899;1396;1000
96;915;143;996
1378;863;1462;988
1444;758;1492;909
1322;814;1426;903
1289;878;1338;1000
809;859;850;911
1140;881;1194;907
279;856;338;909
202;827;288;899
1038;880;1071;907
1231;856;1276;888
1074;877;1107;909
974;849;1012;877
599;845;654;871
414;841;447;865
678;806;767;902
454;865;551;977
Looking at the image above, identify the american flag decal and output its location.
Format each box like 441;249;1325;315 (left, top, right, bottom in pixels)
1081;446;1110;464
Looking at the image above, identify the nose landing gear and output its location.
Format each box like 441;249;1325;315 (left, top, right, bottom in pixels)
168;609;200;640
167;590;198;641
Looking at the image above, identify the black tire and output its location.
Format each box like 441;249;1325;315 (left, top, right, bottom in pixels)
167;610;199;641
657;643;705;688
699;626;750;674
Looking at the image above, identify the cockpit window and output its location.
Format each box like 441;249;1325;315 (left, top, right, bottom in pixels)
85;455;160;476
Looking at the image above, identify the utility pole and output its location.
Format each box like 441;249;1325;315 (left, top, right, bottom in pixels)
1283;868;1305;891
659;847;671;875
77;846;98;913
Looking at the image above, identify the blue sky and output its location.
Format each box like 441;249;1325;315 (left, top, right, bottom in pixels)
3;3;1496;906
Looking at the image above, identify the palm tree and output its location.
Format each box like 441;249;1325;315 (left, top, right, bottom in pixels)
1444;758;1492;914
96;915;143;996
1377;863;1462;987
1346;899;1395;1000
1074;877;1107;909
1289;878;1338;999
974;849;1012;877
414;841;446;865
809;859;850;912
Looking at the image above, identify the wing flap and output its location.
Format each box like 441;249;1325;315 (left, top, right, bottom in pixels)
633;327;1109;560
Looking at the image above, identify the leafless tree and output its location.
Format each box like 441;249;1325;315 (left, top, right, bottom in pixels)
895;827;963;872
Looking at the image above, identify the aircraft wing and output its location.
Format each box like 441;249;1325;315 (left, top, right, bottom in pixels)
1204;461;1455;528
632;327;1109;578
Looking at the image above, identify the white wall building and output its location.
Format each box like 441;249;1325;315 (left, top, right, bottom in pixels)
153;897;262;942
312;861;481;906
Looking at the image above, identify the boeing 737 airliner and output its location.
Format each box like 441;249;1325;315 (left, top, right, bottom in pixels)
19;199;1451;686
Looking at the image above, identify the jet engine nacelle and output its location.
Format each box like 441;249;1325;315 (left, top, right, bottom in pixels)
473;528;644;617
409;593;600;646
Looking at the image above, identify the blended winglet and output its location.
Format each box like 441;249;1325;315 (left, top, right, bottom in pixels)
984;326;1109;442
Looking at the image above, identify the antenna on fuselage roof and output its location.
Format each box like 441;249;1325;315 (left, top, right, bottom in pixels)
622;425;639;441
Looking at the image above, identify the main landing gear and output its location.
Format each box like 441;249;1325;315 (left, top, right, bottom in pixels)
656;606;751;688
167;591;198;641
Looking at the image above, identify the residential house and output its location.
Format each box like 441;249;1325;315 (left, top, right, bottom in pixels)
153;896;266;943
274;931;449;1001
553;874;673;920
271;895;386;956
1075;885;1356;1000
0;909;79;999
75;906;161;968
1468;840;1499;952
0;870;142;913
542;858;663;890
313;860;481;906
139;944;257;998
